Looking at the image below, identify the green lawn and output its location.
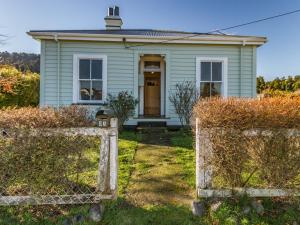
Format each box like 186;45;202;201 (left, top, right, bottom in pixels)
0;131;139;225
0;130;299;225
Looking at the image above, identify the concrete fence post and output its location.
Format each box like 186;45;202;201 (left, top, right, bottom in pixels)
98;132;110;192
109;118;118;198
196;118;213;198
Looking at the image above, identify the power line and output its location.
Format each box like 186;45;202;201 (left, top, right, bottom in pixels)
127;9;300;49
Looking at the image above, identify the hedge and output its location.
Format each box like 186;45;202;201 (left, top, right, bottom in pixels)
193;97;300;188
0;65;39;107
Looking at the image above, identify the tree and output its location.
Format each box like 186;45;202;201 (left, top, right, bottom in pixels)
256;76;265;94
0;52;40;73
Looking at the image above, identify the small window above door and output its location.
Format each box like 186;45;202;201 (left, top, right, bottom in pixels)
144;61;160;70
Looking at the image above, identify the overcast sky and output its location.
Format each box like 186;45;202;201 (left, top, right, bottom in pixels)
0;0;300;80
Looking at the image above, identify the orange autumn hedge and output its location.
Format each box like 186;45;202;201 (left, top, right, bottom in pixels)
193;97;300;130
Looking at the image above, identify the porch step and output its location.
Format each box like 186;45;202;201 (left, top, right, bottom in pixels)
136;126;168;133
137;121;167;128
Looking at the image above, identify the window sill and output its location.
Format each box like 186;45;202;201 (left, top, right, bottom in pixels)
72;102;106;106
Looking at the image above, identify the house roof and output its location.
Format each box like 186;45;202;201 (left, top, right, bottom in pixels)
27;29;267;46
29;29;209;36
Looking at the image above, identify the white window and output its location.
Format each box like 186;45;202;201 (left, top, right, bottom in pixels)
73;54;107;103
196;57;228;98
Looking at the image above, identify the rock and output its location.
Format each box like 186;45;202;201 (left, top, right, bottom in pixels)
251;200;264;215
62;218;73;225
191;200;206;217
210;201;222;212
242;206;251;215
88;204;104;222
72;214;84;224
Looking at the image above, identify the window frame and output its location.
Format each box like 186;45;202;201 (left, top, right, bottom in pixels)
73;54;107;104
196;57;228;98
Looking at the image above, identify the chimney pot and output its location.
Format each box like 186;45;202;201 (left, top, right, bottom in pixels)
114;6;120;16
108;7;114;16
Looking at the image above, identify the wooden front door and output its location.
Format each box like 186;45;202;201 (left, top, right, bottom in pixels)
144;72;160;116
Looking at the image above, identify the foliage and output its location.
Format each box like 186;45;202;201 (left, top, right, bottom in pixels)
247;131;300;187
0;52;40;73
0;65;39;107
0;106;98;196
257;75;300;94
260;88;300;97
0;106;94;129
209;197;300;225
0;133;98;195
0;131;139;225
193;97;300;188
0;131;299;224
107;91;138;130
169;81;199;127
194;97;300;129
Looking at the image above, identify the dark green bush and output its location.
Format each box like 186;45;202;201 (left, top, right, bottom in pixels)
107;91;138;130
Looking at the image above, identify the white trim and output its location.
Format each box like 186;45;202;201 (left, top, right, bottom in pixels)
138;55;165;116
39;40;46;107
73;54;107;104
57;41;60;107
28;32;267;46
196;57;228;98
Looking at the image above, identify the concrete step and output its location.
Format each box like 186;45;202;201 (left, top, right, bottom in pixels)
136;126;168;133
137;121;167;128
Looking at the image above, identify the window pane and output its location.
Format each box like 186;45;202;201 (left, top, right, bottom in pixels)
201;62;211;81
91;81;103;100
80;81;91;100
144;61;160;70
79;59;90;79
212;62;222;81
200;82;211;97
211;82;222;96
91;60;102;79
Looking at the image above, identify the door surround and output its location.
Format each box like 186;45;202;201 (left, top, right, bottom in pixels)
138;55;165;116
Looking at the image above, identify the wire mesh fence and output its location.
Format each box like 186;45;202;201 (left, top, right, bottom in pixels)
0;119;118;205
195;118;300;198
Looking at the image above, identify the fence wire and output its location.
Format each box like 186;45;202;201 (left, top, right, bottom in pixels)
0;127;116;205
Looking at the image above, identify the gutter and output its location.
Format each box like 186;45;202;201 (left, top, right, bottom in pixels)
27;32;267;46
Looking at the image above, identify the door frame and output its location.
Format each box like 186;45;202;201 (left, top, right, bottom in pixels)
138;55;165;116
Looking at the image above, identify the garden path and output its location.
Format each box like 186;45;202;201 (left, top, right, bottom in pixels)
125;129;195;207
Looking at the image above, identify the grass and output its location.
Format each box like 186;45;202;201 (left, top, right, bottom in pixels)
171;130;195;188
209;196;300;225
0;130;299;225
0;131;139;225
117;131;140;196
101;199;205;225
170;130;300;225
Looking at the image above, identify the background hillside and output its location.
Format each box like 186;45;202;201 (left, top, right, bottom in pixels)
0;51;40;73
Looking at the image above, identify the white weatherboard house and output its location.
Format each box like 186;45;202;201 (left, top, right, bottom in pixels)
28;6;267;127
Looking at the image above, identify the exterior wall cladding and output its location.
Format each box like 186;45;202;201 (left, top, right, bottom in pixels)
40;40;257;126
